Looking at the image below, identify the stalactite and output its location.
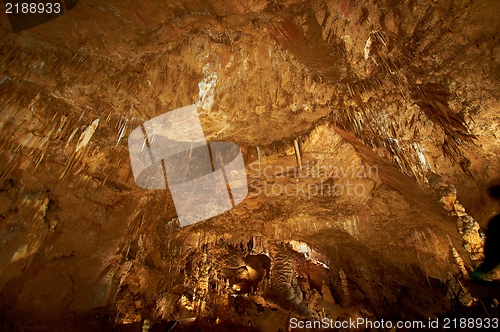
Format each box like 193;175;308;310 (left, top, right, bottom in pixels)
339;268;349;297
116;116;128;146
293;139;302;169
256;146;261;170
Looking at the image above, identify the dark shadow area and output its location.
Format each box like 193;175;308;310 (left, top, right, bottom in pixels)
475;185;500;274
6;0;80;33
114;319;260;332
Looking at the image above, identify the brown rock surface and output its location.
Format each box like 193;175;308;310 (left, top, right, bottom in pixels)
1;0;500;330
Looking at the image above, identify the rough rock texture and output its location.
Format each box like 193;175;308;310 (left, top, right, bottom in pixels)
1;0;500;330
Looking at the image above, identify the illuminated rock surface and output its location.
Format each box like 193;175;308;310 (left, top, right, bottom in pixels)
1;0;500;330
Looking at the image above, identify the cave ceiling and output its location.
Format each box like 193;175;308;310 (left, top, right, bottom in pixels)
1;0;500;330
